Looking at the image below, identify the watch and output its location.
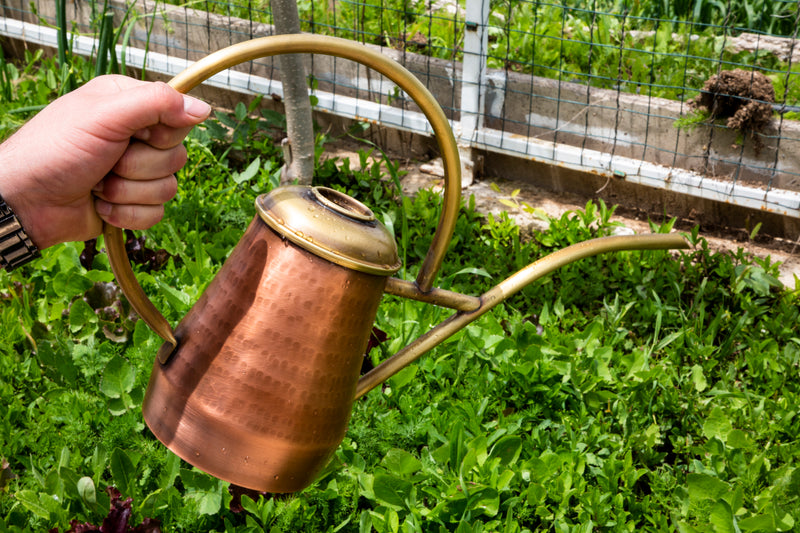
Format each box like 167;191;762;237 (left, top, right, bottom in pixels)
0;194;40;270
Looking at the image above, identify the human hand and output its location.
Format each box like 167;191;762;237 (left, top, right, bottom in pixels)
0;75;211;250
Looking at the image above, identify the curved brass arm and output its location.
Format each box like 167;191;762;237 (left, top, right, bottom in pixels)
104;35;462;350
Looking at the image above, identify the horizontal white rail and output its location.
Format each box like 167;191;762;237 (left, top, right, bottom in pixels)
3;17;799;218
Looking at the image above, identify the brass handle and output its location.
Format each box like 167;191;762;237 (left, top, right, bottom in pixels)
104;35;463;357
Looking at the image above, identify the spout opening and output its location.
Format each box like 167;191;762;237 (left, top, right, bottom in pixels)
313;186;375;222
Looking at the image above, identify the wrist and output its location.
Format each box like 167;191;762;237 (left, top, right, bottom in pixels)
0;193;40;270
0;135;43;268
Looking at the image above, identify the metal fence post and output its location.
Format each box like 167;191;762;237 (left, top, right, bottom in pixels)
459;0;490;188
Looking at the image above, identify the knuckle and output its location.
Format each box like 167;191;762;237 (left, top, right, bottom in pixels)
169;146;188;171
99;176;126;202
175;144;188;164
163;176;179;201
120;205;164;230
112;155;134;178
150;81;177;104
144;127;170;149
145;127;180;150
143;205;165;228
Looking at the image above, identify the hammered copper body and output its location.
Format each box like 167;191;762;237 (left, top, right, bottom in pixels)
142;217;388;493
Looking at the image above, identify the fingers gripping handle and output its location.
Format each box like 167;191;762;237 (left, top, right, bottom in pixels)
104;35;463;361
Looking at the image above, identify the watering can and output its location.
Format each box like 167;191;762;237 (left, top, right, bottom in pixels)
103;35;689;493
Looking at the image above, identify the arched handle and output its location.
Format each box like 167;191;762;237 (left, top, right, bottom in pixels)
104;35;462;359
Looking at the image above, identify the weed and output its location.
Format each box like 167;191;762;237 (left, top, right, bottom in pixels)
674;108;711;131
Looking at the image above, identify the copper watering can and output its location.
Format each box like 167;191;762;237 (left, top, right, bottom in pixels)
103;35;689;493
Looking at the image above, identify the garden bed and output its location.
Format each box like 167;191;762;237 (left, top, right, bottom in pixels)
3;21;800;533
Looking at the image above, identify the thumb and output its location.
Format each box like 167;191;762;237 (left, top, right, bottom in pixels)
92;78;211;138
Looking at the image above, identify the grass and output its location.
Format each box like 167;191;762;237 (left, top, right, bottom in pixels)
1;53;800;532
0;49;84;142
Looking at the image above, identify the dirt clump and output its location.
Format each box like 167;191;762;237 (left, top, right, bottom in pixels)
691;69;775;135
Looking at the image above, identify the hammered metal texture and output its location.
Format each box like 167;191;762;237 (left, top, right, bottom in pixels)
142;216;388;492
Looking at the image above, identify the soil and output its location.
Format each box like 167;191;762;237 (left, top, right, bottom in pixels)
325;141;800;288
691;69;775;132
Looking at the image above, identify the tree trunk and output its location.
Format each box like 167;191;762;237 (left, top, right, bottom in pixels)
271;0;315;185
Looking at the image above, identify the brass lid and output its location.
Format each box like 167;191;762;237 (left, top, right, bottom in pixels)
255;186;401;275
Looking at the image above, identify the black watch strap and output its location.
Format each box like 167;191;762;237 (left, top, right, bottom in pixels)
0;194;40;270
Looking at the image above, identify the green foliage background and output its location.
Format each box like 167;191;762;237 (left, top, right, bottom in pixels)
2;32;800;533
155;0;800;107
294;0;800;105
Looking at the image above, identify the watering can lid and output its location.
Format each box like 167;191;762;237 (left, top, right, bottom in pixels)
255;186;402;276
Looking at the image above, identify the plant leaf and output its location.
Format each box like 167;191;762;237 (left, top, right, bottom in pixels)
110;448;136;498
381;449;422;476
233;156;260;184
373;473;412;509
100;357;135;399
709;500;736;533
489;436;523;467
691;364;708;392
77;476;97;505
687;473;729;503
181;469;223;515
14;490;59;520
702;406;732;443
69;298;97;333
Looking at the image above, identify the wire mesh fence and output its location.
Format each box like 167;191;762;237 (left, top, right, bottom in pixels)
2;0;800;217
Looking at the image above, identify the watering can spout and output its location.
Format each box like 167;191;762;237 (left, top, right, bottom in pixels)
358;232;689;399
103;35;691;494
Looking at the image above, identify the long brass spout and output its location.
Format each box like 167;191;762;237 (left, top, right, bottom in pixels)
355;232;690;399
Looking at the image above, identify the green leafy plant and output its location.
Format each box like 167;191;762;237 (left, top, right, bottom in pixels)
2;50;800;530
674;107;712;131
0;50;90;141
150;0;799;108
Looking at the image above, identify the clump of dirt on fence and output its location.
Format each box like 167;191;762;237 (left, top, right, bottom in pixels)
691;69;775;148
